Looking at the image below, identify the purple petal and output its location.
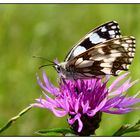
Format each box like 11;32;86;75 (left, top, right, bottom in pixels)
87;108;98;117
116;97;140;108
42;71;59;95
50;108;67;117
35;98;57;109
102;94;124;109
55;98;70;112
37;75;51;93
42;91;58;107
82;101;90;114
68;113;80;124
102;108;135;114
75;98;80;113
68;113;83;132
31;103;44;108
87;97;107;116
36;73;58;96
77;117;83;132
109;78;139;96
108;72;129;92
133;91;140;98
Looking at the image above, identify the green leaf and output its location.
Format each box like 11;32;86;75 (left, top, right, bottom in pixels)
113;119;140;136
36;128;75;136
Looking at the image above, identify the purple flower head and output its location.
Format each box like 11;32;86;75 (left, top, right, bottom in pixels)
32;71;140;136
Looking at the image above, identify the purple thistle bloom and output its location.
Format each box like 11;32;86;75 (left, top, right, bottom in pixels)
32;71;140;136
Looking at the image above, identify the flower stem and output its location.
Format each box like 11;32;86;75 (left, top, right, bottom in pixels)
0;105;32;134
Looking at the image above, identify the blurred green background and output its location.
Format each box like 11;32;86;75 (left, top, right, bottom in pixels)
0;4;140;136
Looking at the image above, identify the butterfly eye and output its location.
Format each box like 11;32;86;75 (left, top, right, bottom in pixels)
55;65;61;73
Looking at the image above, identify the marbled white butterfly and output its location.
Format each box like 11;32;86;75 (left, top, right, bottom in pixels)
54;21;136;79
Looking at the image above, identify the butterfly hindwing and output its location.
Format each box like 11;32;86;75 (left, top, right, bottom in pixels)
66;37;135;78
65;21;121;62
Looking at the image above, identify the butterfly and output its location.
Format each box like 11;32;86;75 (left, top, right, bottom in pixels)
53;21;136;79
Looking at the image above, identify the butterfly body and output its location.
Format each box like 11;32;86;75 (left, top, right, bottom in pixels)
54;21;136;79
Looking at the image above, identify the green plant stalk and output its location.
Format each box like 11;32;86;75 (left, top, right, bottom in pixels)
0;105;32;134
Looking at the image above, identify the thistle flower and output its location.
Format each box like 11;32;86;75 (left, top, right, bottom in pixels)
32;71;140;136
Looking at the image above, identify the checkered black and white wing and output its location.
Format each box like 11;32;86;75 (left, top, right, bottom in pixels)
66;37;135;78
65;21;121;62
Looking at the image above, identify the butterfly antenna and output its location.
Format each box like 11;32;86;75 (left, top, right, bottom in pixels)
32;56;55;64
38;64;54;69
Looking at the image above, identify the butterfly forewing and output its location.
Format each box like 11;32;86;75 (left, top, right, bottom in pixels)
65;21;121;62
66;37;135;78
